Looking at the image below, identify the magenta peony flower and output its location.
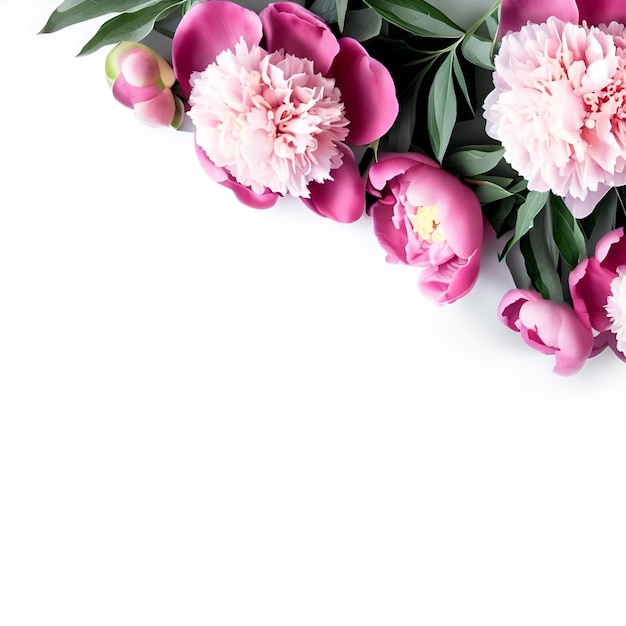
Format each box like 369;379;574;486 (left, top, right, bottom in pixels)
367;152;483;304
171;0;399;222
484;17;626;218
569;227;626;360
105;42;184;128
497;289;594;375
498;0;626;40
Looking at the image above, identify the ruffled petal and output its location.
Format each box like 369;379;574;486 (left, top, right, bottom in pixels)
563;185;610;219
331;38;399;146
259;2;339;75
497;0;579;38
172;0;263;99
195;140;279;209
301;145;365;222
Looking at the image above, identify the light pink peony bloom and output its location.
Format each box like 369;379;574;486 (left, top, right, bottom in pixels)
367;153;483;304
569;227;626;360
172;0;399;222
484;17;626;218
105;42;184;128
498;289;594;375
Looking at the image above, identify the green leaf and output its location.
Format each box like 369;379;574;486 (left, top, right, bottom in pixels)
78;0;183;55
466;175;515;204
446;144;504;177
580;189;618;254
309;0;338;24
461;33;494;70
336;0;348;30
452;53;473;111
550;194;587;270
499;190;549;260
40;0;162;33
486;195;517;237
342;8;383;41
362;0;464;38
427;53;457;162
520;209;564;302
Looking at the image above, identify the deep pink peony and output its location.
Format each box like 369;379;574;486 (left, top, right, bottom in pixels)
367;153;483;304
484;17;626;218
171;0;399;222
498;0;626;39
569;227;626;360
497;289;594;375
105;42;184;128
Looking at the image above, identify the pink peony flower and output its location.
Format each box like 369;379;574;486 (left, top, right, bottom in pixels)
484;17;626;218
171;0;399;222
105;42;184;128
569;227;626;360
367;153;483;304
497;289;594;375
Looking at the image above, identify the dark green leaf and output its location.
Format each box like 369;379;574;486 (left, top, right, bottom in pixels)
451;53;473;111
362;0;464;38
469;178;514;204
461;33;494;70
78;0;183;55
40;0;162;33
485;195;517;237
520;209;564;302
427;53;456;162
446;144;504;177
550;194;587;269
580;189;618;254
499;190;549;260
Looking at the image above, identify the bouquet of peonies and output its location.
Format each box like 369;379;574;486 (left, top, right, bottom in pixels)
41;0;626;375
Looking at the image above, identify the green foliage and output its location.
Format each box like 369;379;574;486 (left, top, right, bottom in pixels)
78;1;186;55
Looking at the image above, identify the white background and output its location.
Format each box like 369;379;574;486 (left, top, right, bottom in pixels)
1;1;625;625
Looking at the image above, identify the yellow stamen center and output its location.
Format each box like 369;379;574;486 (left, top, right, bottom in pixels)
409;205;445;243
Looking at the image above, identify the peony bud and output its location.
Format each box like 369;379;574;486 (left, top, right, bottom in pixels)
105;41;184;129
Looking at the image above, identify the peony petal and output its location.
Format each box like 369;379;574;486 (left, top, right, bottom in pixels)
577;0;626;26
367;152;439;194
419;249;481;304
134;89;176;127
371;199;409;264
194;139;279;209
570;256;615;331
259;2;339;75
518;299;592;375
497;0;579;38
497;288;543;331
301;145;365;223
172;0;263;99
562;186;610;219
599;227;626;271
331;38;399;147
112;75;162;107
